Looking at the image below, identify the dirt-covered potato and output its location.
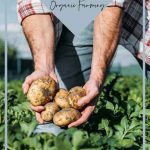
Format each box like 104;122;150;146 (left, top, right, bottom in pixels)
68;86;86;109
27;76;57;106
54;89;70;108
53;108;81;127
41;102;60;122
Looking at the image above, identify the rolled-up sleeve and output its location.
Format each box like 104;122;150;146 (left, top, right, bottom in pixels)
17;0;51;24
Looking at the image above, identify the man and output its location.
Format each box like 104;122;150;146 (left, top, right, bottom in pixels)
17;0;150;134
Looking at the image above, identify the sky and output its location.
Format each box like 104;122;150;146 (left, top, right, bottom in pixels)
0;0;31;59
0;0;140;67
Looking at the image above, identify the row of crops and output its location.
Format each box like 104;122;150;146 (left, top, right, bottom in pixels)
0;75;150;150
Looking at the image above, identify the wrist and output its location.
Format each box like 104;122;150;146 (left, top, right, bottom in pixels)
34;64;55;75
90;68;106;88
35;67;55;75
34;54;55;74
89;75;104;88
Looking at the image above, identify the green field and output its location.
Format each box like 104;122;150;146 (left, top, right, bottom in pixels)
0;75;150;150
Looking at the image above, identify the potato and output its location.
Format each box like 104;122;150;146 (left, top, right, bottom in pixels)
53;108;81;127
54;89;70;108
68;86;86;109
41;102;60;122
27;76;57;106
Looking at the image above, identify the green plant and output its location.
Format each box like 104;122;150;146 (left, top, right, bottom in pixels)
0;75;150;150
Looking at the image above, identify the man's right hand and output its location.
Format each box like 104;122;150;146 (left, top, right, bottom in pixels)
22;69;58;124
21;14;56;124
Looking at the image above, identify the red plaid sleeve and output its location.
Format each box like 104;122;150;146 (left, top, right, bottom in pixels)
17;0;51;24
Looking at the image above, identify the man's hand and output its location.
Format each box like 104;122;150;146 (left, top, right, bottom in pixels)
21;14;56;124
69;6;123;127
23;69;58;124
68;78;101;127
23;70;57;94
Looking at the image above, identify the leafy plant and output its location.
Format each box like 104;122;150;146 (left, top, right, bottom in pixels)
0;75;150;150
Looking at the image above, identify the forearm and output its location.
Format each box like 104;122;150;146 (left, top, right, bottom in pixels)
22;14;55;74
90;7;123;85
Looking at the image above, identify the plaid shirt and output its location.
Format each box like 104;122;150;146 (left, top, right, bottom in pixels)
17;0;150;65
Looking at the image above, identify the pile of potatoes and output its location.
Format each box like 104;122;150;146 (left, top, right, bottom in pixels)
27;76;86;127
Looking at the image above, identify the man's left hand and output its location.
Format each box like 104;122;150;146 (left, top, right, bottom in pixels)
68;78;101;127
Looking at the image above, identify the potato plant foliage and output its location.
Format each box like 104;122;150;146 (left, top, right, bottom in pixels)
0;75;150;150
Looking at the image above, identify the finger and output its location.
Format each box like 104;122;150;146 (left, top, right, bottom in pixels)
49;73;59;89
52;74;58;83
25;76;33;86
22;83;29;94
78;92;95;107
30;105;45;112
23;76;33;94
50;72;58;83
52;75;59;90
68;105;95;128
35;112;44;124
68;116;86;128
